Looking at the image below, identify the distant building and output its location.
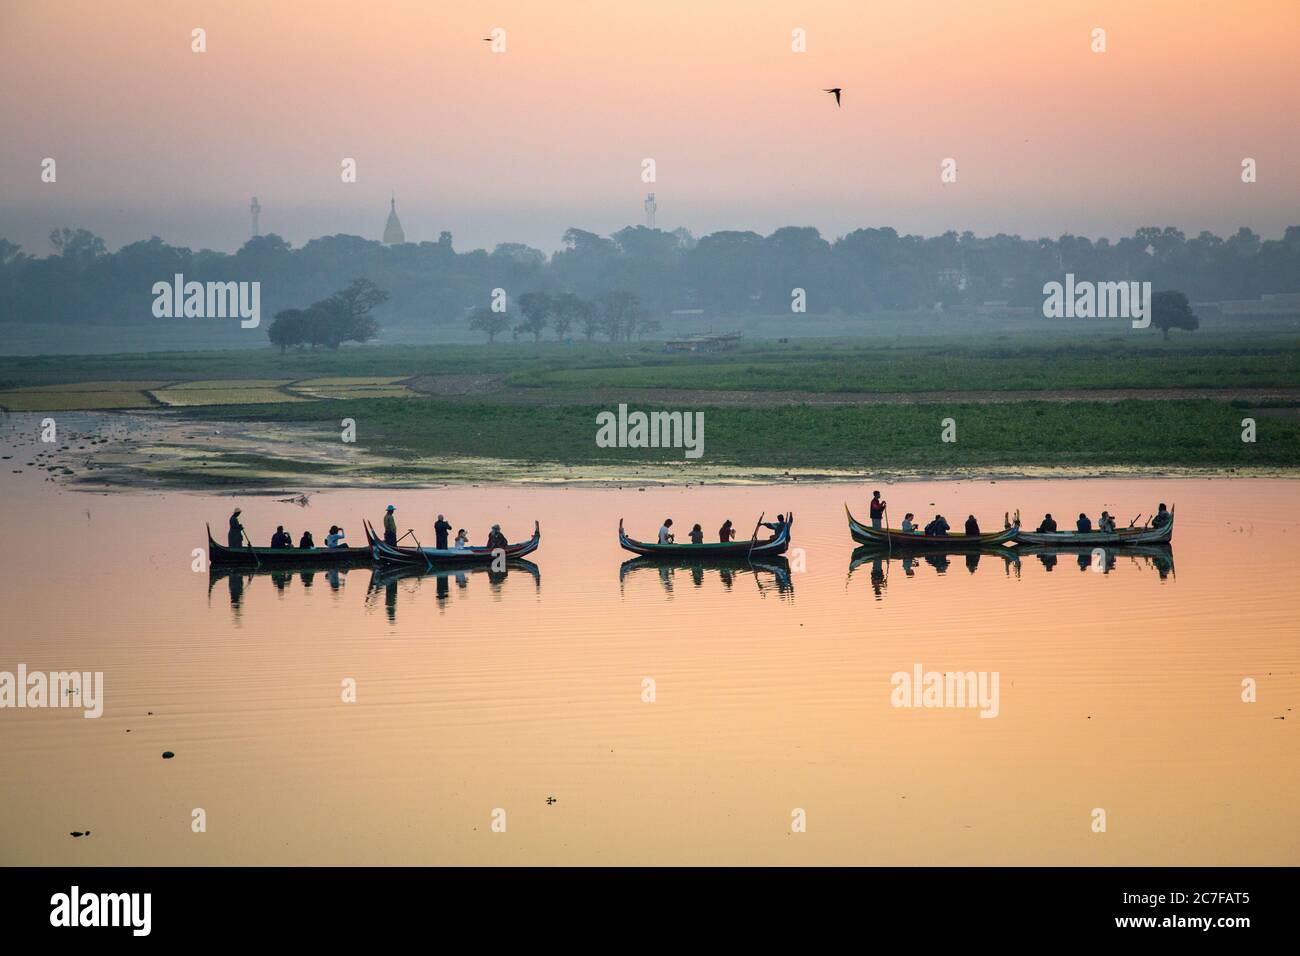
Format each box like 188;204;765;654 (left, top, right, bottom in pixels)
382;197;406;245
664;331;742;353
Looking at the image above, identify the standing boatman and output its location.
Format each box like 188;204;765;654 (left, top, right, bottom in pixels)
228;508;245;548
383;505;398;546
434;513;452;550
869;490;887;529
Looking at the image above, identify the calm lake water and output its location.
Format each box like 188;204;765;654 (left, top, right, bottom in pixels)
0;418;1297;865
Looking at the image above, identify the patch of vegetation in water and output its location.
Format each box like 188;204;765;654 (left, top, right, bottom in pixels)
186;396;1300;469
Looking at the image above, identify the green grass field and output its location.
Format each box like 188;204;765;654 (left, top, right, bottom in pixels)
3;329;1296;471
2;330;1297;392
187;397;1300;469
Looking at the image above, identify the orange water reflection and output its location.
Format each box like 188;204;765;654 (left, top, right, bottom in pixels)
0;455;1296;864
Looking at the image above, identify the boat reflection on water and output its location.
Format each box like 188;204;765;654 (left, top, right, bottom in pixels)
848;545;1021;597
619;556;794;599
1015;543;1175;579
208;562;359;618
364;559;541;622
848;542;1175;598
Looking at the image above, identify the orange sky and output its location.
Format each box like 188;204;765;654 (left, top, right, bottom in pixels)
2;0;1297;252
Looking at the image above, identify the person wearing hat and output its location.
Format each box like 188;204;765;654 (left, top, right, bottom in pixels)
382;505;398;546
485;524;508;550
228;508;245;548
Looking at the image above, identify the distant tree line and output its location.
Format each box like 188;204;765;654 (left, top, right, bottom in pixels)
2;224;1298;331
467;290;660;343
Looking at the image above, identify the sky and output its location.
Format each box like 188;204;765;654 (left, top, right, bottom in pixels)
2;0;1297;255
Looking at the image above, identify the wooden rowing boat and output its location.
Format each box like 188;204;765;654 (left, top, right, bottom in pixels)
845;505;1018;549
363;519;541;565
206;524;372;567
1013;507;1174;546
617;513;793;558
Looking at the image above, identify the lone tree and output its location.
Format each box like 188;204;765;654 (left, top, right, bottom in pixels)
268;308;309;354
515;292;552;343
468;306;511;343
266;277;386;352
1150;290;1200;341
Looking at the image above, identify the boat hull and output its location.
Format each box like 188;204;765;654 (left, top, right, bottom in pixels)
1014;512;1173;546
618;514;792;559
364;519;541;565
207;526;372;567
845;505;1017;549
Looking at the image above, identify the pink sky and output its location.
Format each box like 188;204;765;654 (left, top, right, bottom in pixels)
2;0;1297;252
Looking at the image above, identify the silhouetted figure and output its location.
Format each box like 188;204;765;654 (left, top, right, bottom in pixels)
719;520;735;542
869;490;886;528
228;508;245;548
383;505;398;546
964;515;980;536
1151;503;1171;529
299;531;315;549
1077;513;1092;533
434;513;452;550
1036;513;1057;533
270;525;291;549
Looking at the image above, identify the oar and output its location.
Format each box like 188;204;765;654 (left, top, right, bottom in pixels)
746;511;765;563
408;529;433;571
242;526;261;569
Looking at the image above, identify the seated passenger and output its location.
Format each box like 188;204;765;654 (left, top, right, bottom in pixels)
485;525;508;550
270;526;292;549
964;515;980;536
1076;513;1092;533
719;520;736;543
1151;503;1171;528
325;525;348;549
298;531;316;549
901;513;919;534
1036;513;1057;533
689;524;704;544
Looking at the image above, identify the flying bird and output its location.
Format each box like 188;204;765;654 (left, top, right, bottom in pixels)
824;88;842;107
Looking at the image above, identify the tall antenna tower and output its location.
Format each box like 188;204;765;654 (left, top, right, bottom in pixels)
250;196;262;238
644;192;657;229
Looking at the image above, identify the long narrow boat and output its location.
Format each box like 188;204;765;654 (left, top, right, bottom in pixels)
207;524;373;567
364;519;541;565
1013;507;1174;546
618;514;793;559
845;505;1018;550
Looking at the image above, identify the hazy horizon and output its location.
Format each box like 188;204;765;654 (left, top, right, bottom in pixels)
3;0;1297;256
